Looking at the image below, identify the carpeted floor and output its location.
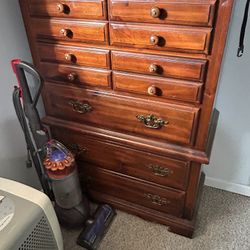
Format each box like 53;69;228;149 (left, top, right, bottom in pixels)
62;186;250;250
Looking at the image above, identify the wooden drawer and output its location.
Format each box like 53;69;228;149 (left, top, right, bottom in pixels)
82;165;185;217
113;72;203;103
38;43;110;69
51;127;190;190
45;84;200;145
109;0;217;27
28;0;107;20
110;23;212;54
40;62;111;89
32;18;108;44
112;51;207;82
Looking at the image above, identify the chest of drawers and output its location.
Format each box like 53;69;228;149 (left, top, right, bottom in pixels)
20;0;234;237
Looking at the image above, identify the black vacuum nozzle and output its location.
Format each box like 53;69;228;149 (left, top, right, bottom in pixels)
77;204;116;250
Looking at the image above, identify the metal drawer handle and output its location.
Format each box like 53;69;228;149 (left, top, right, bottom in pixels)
57;3;65;13
56;3;70;14
146;164;173;177
149;64;159;73
150;35;159;45
60;28;72;38
147;85;157;96
68;100;92;114
65;53;75;62
136;114;168;129
144;193;170;206
151;7;161;18
67;72;77;82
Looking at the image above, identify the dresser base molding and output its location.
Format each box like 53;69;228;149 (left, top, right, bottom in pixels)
84;172;205;238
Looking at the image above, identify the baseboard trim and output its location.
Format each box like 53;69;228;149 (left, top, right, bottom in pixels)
205;177;250;197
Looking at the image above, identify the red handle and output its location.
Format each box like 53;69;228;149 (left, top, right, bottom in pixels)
11;59;22;96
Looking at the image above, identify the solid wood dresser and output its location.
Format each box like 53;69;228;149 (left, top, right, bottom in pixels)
20;0;234;237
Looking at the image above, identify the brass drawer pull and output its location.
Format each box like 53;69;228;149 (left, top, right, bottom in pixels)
146;164;173;177
151;7;161;18
56;3;66;13
136;114;168;129
65;53;75;62
149;64;159;73
68;100;92;114
147;85;157;96
67;72;77;82
144;193;170;206
60;28;72;38
150;35;159;45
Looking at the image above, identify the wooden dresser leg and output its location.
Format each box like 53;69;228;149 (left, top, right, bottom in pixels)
168;224;194;239
184;162;203;220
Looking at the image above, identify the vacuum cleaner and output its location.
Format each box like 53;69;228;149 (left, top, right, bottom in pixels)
11;59;116;249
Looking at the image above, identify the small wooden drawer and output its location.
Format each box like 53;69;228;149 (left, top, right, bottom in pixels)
51;127;190;190
110;23;212;54
38;43;110;69
31;18;108;44
40;62;111;89
45;84;200;145
109;0;217;27
83;165;185;217
112;51;207;82
113;72;203;103
28;0;107;20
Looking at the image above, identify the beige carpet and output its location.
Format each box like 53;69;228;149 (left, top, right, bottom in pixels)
62;186;250;250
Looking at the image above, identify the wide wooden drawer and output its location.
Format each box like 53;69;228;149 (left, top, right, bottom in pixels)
45;84;200;145
51;127;190;190
110;23;212;54
38;43;110;69
112;51;207;82
28;0;107;20
109;0;217;26
32;18;108;44
40;63;111;89
113;72;203;103
82;165;185;217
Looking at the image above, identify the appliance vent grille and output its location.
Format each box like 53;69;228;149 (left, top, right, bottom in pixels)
18;216;57;250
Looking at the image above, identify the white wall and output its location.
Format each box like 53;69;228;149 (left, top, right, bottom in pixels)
0;0;40;188
205;0;250;196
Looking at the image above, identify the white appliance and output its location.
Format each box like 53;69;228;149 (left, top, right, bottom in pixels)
0;177;63;250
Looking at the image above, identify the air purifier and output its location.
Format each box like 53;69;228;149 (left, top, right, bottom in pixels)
0;177;63;250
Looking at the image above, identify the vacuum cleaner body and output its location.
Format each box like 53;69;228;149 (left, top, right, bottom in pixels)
43;139;89;226
11;60;89;227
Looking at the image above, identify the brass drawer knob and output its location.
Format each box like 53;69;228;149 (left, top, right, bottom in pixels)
67;72;77;82
65;53;74;62
68;100;92;114
56;3;66;13
144;193;170;206
136;114;168;129
147;85;157;96
149;64;158;73
151;7;161;18
150;35;159;45
146;164;173;177
60;28;72;37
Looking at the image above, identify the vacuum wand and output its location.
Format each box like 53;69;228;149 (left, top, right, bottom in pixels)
11;59;53;199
